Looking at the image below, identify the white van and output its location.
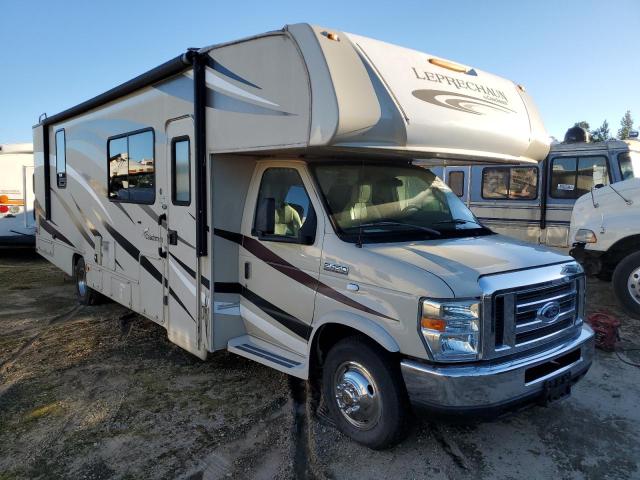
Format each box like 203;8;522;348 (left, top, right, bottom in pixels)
570;178;640;317
33;24;594;448
0;143;35;247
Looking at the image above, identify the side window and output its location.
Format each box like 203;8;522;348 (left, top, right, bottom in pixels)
253;168;314;241
482;167;537;200
107;129;155;204
550;156;609;199
576;156;609;196
618;152;635;181
482;168;509;199
55;129;66;188
171;137;190;205
509;167;538;199
447;171;465;197
550;157;577;199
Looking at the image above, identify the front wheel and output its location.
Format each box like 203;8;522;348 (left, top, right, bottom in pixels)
612;251;640;318
322;336;409;449
74;257;100;306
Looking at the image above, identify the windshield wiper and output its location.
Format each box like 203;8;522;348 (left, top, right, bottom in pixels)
357;221;441;236
433;218;482;226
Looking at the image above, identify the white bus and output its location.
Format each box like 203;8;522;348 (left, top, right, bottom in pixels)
0;143;35;247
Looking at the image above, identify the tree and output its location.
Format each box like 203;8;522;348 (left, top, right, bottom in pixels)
618;110;634;139
591;120;611;142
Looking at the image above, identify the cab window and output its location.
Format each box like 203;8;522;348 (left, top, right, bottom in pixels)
618;152;637;181
253;168;314;241
550;156;609;199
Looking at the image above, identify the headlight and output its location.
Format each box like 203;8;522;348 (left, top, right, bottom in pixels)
420;299;480;361
574;229;597;243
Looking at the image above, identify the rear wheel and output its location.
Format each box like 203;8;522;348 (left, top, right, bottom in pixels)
322;336;409;449
74;257;99;306
612;251;640;318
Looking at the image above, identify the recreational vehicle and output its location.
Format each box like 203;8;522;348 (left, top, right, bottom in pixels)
0;143;35;247
570;178;640;317
434;138;640;249
33;24;594;448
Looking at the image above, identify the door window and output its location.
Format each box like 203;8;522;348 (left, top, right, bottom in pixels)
171;137;191;205
253;168;314;241
550;156;609;198
618;152;637;181
55;129;66;188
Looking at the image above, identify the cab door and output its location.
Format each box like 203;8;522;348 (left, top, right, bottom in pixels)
163;117;205;358
239;163;322;356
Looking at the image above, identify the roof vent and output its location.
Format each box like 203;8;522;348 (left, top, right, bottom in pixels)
564;126;590;143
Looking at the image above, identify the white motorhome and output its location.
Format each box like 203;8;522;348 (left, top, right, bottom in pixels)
33;24;594;448
570;178;640;317
0;143;35;247
433;138;640;249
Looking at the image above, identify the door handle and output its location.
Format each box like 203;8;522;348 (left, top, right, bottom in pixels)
168;229;178;246
244;261;251;279
158;213;166;226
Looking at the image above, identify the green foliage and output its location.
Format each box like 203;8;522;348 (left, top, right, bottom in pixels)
591;120;611;142
618;110;634;140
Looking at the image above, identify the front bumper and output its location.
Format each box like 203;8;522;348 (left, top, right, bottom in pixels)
570;243;604;276
400;325;594;412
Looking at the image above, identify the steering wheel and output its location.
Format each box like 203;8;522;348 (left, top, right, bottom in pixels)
401;204;421;216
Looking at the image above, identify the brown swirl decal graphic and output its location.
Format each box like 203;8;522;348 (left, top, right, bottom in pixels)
412;89;516;116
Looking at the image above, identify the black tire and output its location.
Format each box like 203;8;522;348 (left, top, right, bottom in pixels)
612;251;640;318
74;257;100;306
322;335;409;449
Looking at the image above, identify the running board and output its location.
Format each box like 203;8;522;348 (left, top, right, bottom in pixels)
227;335;307;379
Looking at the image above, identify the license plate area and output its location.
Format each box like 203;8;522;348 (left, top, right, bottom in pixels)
540;372;572;404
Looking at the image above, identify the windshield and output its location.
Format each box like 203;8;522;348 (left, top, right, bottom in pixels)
312;162;492;243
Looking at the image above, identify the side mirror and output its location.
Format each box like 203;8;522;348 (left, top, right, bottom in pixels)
298;206;317;245
254;197;275;236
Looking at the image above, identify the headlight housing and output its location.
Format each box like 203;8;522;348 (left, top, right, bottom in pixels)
574;229;597;243
420;299;480;362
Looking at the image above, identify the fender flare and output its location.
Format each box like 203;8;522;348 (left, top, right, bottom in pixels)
308;310;401;355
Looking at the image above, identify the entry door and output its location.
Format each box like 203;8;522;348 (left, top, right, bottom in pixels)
163;118;205;358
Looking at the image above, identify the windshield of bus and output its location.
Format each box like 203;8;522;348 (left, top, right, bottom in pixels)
312;162;492;244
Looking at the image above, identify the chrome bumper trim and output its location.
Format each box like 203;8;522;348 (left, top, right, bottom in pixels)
401;325;594;409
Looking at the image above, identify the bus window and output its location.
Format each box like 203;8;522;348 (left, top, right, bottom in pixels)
550;156;609;199
482;167;537;200
618;152;638;180
447;171;465;197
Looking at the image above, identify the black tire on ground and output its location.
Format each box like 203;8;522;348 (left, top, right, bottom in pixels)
322;335;410;449
74;257;100;306
612;251;640;318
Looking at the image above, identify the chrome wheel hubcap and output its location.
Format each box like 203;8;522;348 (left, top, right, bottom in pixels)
628;266;640;306
76;263;87;297
333;361;381;430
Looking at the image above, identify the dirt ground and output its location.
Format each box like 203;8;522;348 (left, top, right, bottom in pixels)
1;250;639;480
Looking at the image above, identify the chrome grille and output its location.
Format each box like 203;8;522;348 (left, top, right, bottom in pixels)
486;276;582;358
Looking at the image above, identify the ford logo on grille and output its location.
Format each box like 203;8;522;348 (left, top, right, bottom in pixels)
538;301;561;324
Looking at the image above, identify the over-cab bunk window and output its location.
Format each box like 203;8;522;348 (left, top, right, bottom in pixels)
107;129;155;204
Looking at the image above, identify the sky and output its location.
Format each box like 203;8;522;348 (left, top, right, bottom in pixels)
1;0;638;143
